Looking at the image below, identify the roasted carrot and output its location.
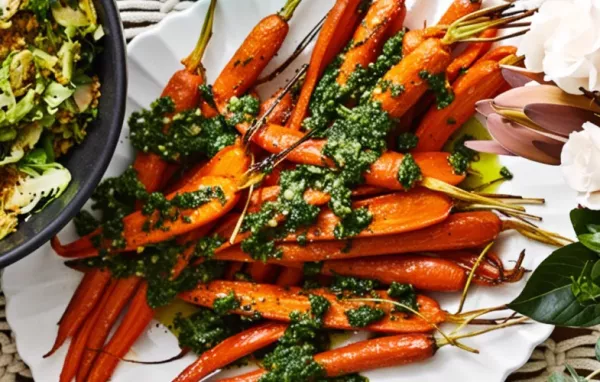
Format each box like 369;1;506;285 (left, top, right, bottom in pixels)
173;322;287;382
479;45;519;62
86;283;155;382
287;0;365;130
387;0;407;37
275;266;304;286
52;142;250;259
246;262;279;283
373;38;452;119
414;53;515;152
214;211;502;263
54;175;239;259
402;0;483;57
438;0;482;25
219;333;436;382
260;88;294;126
212;0;302;113
45;269;111;357
179;281;445;333
336;0;405;85
445;28;497;82
236;120;465;189
133;0;218;193
59;279;117;382
76;276;141;382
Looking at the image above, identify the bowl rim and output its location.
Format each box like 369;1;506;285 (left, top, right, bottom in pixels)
0;0;127;268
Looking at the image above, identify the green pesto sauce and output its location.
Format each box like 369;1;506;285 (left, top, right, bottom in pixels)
303;261;324;277
172;308;243;355
396;132;419;153
259;294;331;382
444;118;509;192
345;305;385;327
194;234;226;259
387;282;418;313
330;274;380;297
226;95;260;126
419;70;455;109
129;97;237;161
141;186;225;232
212;291;241;315
397;153;422;190
78;242;226;308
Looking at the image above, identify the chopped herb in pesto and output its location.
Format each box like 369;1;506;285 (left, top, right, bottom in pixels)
194;234;226;259
500;166;514;180
173;309;244;355
199;84;216;108
448;135;478;175
141;186;225;231
419;70;455;109
79;242;225;308
226;95;260;126
397;153;422;190
330;275;380;297
303;261;323;277
259;294;331;382
129;97;237;161
73;210;99;236
345;305;385;327
213;291;240;315
333;207;372;239
396;132;419;153
387;282;419;314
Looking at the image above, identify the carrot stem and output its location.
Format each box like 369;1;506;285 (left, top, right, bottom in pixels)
182;0;217;73
278;0;302;22
456;241;494;314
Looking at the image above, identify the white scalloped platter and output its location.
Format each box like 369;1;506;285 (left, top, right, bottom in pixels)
3;0;578;381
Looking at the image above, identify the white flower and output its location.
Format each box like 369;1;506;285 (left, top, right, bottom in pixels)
517;0;600;94
561;122;600;209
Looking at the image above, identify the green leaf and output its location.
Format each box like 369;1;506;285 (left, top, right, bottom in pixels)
571;209;600;236
508;243;600;327
579;233;600;253
596;337;600;361
548;372;567;382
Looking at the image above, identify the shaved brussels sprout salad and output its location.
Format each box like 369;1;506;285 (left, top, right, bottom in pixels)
0;0;103;240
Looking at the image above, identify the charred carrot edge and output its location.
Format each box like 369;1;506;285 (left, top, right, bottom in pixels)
45;269;111;358
213;2;300;114
275;266;304;286
179;281;446;333
373;38;452;119
218;333;435;381
76;276;142;382
287;0;365;130
173;322;287;382
59;280;117;382
336;0;404;85
86;283;155;382
445;28;497;82
214;211;502;263
414;52;515;152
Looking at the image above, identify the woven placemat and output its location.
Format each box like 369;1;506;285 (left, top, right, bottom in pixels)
2;0;598;380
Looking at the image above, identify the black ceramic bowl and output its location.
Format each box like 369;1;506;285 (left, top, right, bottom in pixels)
0;0;127;267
